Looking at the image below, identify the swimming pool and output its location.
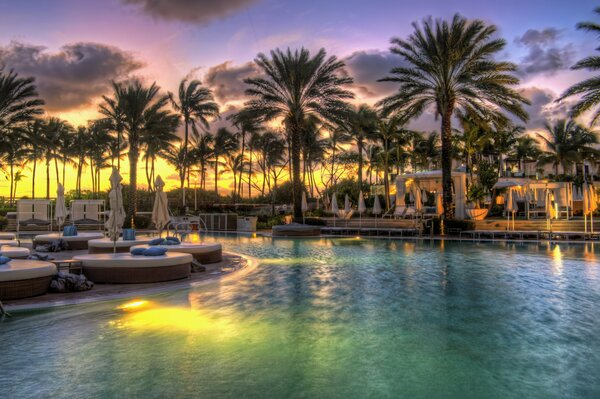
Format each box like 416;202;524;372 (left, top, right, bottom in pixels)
1;236;600;398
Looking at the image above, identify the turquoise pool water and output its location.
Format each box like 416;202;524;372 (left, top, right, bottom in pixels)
1;236;600;398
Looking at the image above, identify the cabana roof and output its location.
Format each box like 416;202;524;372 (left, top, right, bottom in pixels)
396;170;467;181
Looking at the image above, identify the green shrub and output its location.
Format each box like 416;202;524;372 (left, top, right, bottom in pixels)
0;216;7;231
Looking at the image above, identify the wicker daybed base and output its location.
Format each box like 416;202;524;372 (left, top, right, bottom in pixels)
83;263;191;284
129;243;223;264
33;239;90;250
0;275;54;300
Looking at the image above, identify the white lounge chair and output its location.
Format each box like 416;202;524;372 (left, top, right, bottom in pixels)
16;199;53;235
70;200;106;229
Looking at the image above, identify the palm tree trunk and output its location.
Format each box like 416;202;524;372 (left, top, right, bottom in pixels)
441;107;454;219
214;156;219;195
128;148;139;226
247;149;253;198
238;129;246;199
46;158;51;199
358;137;363;189
32;158;37;199
290;123;302;218
145;156;152;191
9;164;14;203
182;119;189;207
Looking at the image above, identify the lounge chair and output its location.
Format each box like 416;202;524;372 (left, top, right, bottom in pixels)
70;200;106;229
393;206;416;219
16;200;53;235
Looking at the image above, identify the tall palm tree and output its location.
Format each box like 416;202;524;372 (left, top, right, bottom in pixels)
243;47;354;217
101;80;176;222
190;134;214;191
169;79;219;206
0;70;44;131
143;127;178;191
511;135;541;175
99;82;126;169
229;109;261;200
375;115;406;208
560;7;600;125
536;119;598;176
42;117;71;198
212;128;239;196
345;104;378;189
0;129;27;202
378;14;529;218
21;118;46;198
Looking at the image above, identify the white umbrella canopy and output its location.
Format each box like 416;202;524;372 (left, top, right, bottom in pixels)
372;195;382;215
583;183;598;233
412;186;422;212
301;191;308;214
105;168;126;249
331;194;339;215
152;175;170;236
344;194;351;214
55;183;68;232
358;191;366;214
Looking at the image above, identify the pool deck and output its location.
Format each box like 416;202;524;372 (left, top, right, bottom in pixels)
2;249;249;312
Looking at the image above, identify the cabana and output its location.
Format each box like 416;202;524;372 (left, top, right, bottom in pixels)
529;182;573;220
16;199;53;234
70;200;106;229
395;170;467;219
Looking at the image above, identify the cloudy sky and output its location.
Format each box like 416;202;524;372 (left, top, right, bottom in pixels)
0;0;598;194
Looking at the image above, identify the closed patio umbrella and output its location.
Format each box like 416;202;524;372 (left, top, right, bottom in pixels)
435;192;443;216
152;176;170;237
344;194;351;215
331;193;339;227
105;168;126;253
545;189;555;230
373;194;382;226
583;183;598;233
505;188;517;231
358;191;366;227
55;183;67;234
412;185;422;213
301;191;308;224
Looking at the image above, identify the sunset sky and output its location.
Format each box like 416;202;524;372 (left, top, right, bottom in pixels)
0;0;598;197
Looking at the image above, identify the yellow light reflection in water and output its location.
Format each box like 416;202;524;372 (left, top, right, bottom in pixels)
551;244;563;276
118;300;150;311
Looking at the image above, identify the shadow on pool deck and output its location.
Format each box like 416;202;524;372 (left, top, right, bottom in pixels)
3;245;247;311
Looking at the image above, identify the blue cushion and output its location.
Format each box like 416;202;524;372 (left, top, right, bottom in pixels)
122;228;136;241
164;236;181;245
148;238;164;246
143;247;167;256
0;256;11;264
63;225;78;237
130;247;146;256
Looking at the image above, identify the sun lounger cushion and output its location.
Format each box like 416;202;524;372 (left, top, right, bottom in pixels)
122;229;136;241
130;247;146;256
0;256;10;264
143;247;168;256
63;226;78;236
149;238;164;246
164;236;181;245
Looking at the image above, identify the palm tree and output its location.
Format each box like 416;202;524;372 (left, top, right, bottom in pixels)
243;47;354;217
493;125;523;177
229;110;261;200
344;104;378;189
375;115;406;208
42;117;71;198
536;119;598;176
212;128;239;196
560;7;600;125
101;80;176;222
99;83;126;169
163;144;187;190
456;115;492;182
143;127;178;191
0;70;44;131
190;134;214;190
0;129;27;202
511;136;541;175
21;118;46;198
378;14;529;218
169;79;219;206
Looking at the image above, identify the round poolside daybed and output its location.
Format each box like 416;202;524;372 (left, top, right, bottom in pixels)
33;232;105;250
0;240;19;247
130;243;222;264
73;252;193;284
0;246;30;259
88;237;156;254
272;223;321;237
0;260;57;300
0;232;16;240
